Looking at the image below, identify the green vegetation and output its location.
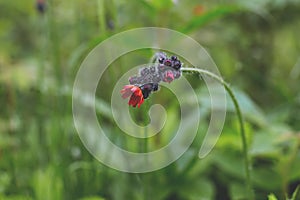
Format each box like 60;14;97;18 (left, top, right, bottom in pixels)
1;0;300;199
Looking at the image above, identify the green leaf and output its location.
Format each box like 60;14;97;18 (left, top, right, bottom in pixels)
181;6;241;33
32;167;64;200
291;185;300;200
250;131;280;157
0;171;11;193
147;0;173;10
211;151;245;179
268;193;278;200
252;167;281;190
227;88;267;127
195;86;267;127
229;183;248;200
179;178;215;200
0;196;32;200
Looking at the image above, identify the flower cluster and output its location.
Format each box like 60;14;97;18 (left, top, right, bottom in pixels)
120;52;182;108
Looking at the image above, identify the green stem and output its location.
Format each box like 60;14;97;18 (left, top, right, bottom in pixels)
144;125;148;154
143;99;151;154
97;0;107;36
181;67;254;200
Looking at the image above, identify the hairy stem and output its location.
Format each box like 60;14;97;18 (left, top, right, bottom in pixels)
181;67;254;200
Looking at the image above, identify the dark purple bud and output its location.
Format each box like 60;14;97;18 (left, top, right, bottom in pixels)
141;83;155;99
158;57;165;64
173;60;181;70
141;89;150;99
144;83;153;90
107;19;115;30
152;83;159;91
171;55;177;61
36;0;46;14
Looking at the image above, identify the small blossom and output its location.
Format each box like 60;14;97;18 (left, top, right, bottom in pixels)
164;59;172;66
120;85;144;108
163;70;175;83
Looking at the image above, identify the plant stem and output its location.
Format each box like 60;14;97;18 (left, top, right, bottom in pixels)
181;67;254;200
143;99;151;154
144;125;148;154
97;0;107;36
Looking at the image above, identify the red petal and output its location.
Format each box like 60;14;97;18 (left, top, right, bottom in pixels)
121;85;144;108
120;85;136;99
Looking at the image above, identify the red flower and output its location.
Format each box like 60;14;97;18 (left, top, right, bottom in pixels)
163;70;174;83
120;85;144;108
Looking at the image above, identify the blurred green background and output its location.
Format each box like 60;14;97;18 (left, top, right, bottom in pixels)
1;0;300;199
